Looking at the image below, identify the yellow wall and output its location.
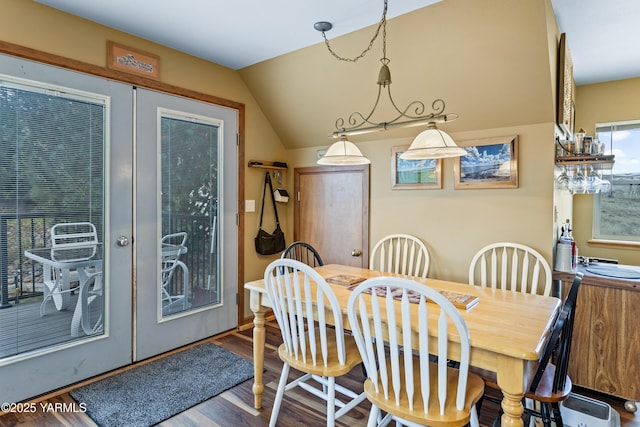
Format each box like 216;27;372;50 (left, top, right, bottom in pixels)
572;77;640;265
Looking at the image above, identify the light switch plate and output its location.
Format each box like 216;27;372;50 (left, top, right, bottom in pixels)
245;199;255;212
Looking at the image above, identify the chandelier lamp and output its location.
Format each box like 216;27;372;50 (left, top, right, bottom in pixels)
315;0;466;164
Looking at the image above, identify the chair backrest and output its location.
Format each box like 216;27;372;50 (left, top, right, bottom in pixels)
50;222;98;262
468;242;552;296
347;276;472;413
264;258;347;367
529;272;583;394
161;232;188;290
369;234;430;278
281;241;324;267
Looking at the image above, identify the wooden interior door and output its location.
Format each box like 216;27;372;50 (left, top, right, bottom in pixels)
294;165;369;267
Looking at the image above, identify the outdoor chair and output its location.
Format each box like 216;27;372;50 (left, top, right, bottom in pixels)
161;232;190;316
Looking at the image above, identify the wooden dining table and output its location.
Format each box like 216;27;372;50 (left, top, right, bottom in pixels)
244;264;561;427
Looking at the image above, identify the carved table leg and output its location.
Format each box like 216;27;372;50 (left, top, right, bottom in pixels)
250;290;267;409
497;355;525;427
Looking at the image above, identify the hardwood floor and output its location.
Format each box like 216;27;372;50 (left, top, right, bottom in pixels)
1;323;638;427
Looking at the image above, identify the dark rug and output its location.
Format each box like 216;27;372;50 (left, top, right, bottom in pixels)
70;343;254;427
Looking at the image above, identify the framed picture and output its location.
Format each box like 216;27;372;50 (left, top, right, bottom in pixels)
557;33;574;136
391;146;442;189
453;135;518;189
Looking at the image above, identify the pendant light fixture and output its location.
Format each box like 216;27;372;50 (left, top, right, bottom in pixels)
315;0;465;163
317;136;370;165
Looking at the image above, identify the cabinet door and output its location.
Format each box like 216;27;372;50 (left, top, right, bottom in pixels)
566;281;640;400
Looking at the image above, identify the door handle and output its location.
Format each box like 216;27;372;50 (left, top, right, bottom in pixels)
116;236;130;247
351;249;362;257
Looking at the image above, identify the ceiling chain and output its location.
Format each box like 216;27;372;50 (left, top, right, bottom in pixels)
318;0;388;63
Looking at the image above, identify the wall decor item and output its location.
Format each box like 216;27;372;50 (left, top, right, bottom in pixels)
391;146;442;189
453;135;518;189
557;33;574;136
107;41;160;80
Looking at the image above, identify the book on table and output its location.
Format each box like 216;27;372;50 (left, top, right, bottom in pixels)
345;283;479;310
326;274;366;286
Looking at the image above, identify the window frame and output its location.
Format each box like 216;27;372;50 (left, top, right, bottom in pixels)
592;120;640;242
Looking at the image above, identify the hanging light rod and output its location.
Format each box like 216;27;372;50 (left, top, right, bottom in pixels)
330;108;459;139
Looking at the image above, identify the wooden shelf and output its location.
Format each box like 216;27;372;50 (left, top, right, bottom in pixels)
555;154;614;169
248;160;287;170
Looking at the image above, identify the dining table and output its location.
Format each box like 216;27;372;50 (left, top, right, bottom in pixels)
244;264;562;427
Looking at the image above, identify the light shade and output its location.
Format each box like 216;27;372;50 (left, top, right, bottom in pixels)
317;137;371;165
400;123;466;160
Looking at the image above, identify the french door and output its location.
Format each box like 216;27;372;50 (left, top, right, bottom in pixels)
0;55;238;402
134;88;238;360
0;54;133;403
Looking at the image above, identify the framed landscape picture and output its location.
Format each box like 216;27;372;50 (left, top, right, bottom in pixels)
391;146;442;189
453;135;518;189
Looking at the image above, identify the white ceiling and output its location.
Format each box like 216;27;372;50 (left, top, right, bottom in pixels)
37;0;640;85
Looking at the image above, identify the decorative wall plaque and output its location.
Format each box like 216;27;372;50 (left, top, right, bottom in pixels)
107;41;160;80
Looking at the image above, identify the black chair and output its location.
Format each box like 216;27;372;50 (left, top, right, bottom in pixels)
482;272;583;427
281;241;324;267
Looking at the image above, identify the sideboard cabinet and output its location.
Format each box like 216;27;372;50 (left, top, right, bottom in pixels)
554;266;640;401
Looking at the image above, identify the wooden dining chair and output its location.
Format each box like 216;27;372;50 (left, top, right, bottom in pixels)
369;234;430;278
479;272;584;427
347;276;485;427
468;242;552;296
264;259;366;427
281;241;324;267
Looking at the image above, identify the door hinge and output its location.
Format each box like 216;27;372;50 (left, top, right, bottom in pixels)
236;293;239;305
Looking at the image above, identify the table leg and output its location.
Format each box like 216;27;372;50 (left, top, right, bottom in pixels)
250;290;267;409
497;355;525;427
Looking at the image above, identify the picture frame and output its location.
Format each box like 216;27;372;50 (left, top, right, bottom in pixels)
391;146;442;189
453;135;518;189
557;33;574;136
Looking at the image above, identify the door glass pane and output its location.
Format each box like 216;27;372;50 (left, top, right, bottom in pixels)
160;112;220;317
0;78;106;358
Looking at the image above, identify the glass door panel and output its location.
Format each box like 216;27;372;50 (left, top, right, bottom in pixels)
160;112;221;317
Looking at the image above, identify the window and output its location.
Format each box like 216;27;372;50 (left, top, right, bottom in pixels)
593;121;640;241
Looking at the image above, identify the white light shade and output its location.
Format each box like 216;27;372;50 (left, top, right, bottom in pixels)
400;125;466;160
317;137;371;165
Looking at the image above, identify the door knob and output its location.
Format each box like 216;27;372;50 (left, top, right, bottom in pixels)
351;249;362;257
116;236;130;247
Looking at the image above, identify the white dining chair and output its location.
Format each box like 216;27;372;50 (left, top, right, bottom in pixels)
468;242;553;296
264;258;366;427
347;276;484;427
369;234;430;278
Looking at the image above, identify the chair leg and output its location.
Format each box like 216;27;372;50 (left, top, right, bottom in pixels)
269;363;290;427
540;403;552;427
367;404;381;427
326;376;335;427
551;402;564;427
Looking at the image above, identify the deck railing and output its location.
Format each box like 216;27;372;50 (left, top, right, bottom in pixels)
0;213;214;308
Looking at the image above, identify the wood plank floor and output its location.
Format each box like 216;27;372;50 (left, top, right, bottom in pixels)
1;323;638;427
